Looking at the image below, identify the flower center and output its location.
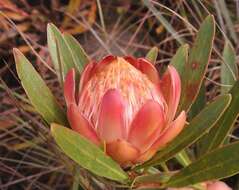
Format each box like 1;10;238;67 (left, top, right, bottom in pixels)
78;57;164;132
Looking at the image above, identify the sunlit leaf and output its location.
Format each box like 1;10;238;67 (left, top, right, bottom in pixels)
51;123;128;182
221;41;238;94
177;15;215;112
137;94;231;169
47;23;78;80
63;34;89;73
47;23;62;80
13;48;67;125
166;141;239;187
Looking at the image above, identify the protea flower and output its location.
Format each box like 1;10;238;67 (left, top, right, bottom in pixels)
168;181;232;190
64;55;186;166
206;181;232;190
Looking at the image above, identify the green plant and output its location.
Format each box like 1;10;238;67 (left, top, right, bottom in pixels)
12;13;239;190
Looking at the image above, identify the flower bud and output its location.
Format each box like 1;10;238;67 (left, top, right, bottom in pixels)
64;55;186;166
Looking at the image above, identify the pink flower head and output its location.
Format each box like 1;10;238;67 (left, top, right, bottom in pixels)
207;181;232;190
167;181;232;190
64;55;186;166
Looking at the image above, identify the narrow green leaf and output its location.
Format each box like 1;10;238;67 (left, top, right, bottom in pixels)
188;83;206;120
198;81;239;155
47;24;77;79
63;34;89;73
134;173;172;186
166;141;239;188
175;150;191;167
146;46;158;64
177;15;215;112
134;172;203;190
51;123;128;182
221;41;238;94
71;167;83;190
171;44;189;77
13;48;67;125
137;94;231;169
47;24;59;76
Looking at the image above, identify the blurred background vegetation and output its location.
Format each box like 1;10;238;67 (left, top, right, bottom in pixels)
0;0;238;189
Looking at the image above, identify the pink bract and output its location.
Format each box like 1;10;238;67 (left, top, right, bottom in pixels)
64;55;186;166
167;181;232;190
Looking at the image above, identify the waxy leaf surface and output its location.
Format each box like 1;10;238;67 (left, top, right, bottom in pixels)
63;34;89;73
198;81;239;155
166;141;239;187
171;44;189;78
14;48;67;125
177;15;215;112
221;41;238;94
47;23;74;80
51;123;128;182
134;173;172;185
47;24;88;81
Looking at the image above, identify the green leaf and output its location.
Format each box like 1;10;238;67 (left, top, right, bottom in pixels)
63;34;89;73
133;172;203;190
171;44;189;77
47;23;63;80
71;167;84;190
13;48;67;125
146;46;158;64
198;81;239;155
47;24;80;80
175;150;192;167
137;94;231;169
177;15;215;112
51;123;128;182
166;141;239;188
134;173;172;186
221;41;238;94
188;83;206;120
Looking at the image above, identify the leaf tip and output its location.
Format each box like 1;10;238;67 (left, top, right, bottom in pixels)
13;48;24;65
181;44;189;56
146;46;159;63
50;123;59;134
205;14;215;30
151;46;158;51
47;23;54;29
13;47;20;57
47;23;58;34
206;14;215;22
51;123;63;139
